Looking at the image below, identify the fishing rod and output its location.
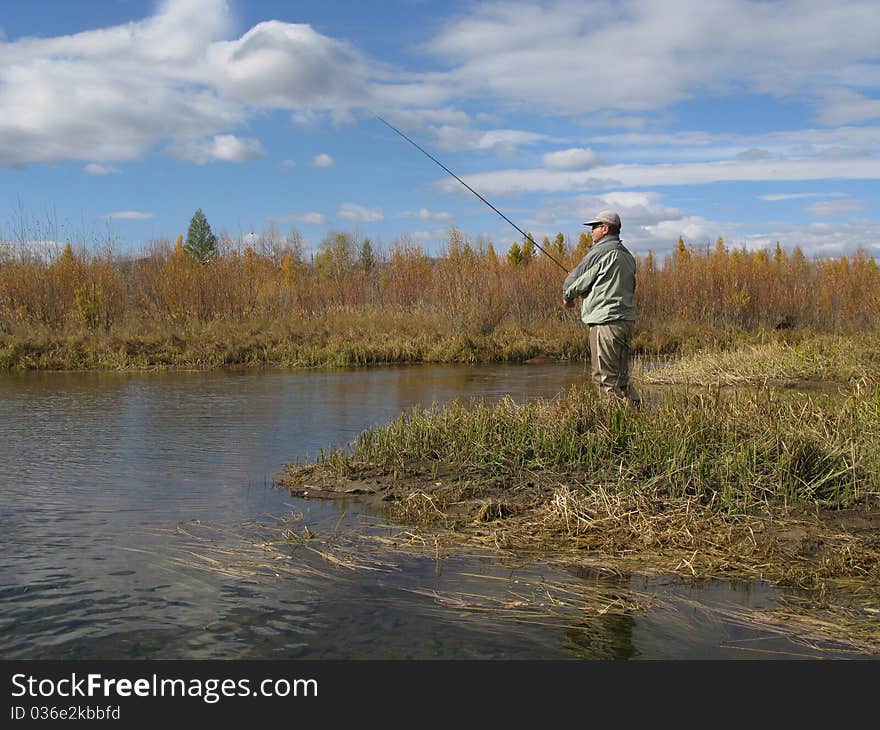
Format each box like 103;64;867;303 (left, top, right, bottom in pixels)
376;115;569;273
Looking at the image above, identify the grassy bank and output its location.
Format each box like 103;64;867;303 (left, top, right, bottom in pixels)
640;332;880;386
2;311;878;374
0;313;591;370
2;230;878;371
281;381;880;602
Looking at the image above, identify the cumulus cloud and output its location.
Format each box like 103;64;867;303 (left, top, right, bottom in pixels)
0;0;387;168
338;203;384;223
169;134;266;163
0;0;240;167
542;148;600;170
3;0;878;176
312;153;335;167
423;0;880;116
204;20;375;110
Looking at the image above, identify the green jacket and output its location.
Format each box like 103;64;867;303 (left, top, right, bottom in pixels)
562;235;636;325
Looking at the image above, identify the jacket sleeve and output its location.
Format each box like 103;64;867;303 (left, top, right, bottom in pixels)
562;254;597;301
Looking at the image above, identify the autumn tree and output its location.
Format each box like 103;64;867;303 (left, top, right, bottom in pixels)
574;232;591;260
314;231;356;280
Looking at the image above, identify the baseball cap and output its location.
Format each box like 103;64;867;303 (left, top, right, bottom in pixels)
584;210;621;229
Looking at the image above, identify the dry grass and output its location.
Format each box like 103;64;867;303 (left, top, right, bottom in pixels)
2;232;879;370
137;509;879;656
640;333;880;386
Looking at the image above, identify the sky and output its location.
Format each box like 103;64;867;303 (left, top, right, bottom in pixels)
1;0;879;261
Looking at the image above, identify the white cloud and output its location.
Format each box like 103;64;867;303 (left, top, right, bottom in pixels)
760;192;844;201
295;212;328;225
815;89;880;126
519;189;880;260
441;156;880;197
204;19;376;111
169;134;266;163
312;153;334;167
542;148;601;171
807;199;863;218
736;148;771;161
338;203;384;223
0;0;240;167
85;163;121;175
432;125;547;154
0;0;392;168
401;208;454;221
3;0;878;176
745;220;880;258
423;0;880;116
280;159;297;168
101;210;153;220
408;228;452;245
541;190;711;253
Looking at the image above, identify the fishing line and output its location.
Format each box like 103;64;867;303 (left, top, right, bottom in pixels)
376;115;569;273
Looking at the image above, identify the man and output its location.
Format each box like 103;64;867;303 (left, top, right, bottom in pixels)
562;210;640;406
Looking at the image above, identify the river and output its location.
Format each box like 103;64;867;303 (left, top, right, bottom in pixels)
0;365;864;659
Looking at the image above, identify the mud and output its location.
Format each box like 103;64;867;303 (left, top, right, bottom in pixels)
277;461;880;594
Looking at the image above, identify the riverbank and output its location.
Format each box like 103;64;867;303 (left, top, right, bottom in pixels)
277;373;880;650
1;314;878;374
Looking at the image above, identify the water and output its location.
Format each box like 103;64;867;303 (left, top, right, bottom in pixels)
0;366;866;659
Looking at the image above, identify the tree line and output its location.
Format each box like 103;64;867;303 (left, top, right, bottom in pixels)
1;210;877;339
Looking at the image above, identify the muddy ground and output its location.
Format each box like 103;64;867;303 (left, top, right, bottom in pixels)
278;461;880;597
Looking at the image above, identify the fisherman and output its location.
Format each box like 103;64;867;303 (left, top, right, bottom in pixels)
562;210;641;406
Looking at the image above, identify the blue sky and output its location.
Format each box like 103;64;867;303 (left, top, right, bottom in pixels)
1;0;879;260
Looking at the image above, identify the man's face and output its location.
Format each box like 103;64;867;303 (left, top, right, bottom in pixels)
591;222;608;241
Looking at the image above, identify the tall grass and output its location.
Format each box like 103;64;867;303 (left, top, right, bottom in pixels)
1;229;878;368
322;385;880;511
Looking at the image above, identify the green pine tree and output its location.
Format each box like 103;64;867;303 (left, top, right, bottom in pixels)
507;242;523;266
359;238;376;273
184;208;218;263
521;233;536;263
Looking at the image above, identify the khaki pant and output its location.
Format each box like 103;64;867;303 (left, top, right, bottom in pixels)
589;321;641;406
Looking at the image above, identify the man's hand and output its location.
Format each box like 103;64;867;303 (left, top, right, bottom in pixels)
563;298;577;309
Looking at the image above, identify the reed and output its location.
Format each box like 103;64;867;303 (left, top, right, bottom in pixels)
322;385;880;511
1;231;878;370
640;332;880;386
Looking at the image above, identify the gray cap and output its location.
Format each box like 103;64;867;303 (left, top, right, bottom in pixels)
584;209;621;229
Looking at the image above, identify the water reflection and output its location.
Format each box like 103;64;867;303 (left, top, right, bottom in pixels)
0;366;867;659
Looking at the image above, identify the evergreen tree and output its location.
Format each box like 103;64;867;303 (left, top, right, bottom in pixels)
359;238;376;273
184;208;217;263
552;232;566;259
521;233;536;263
507;242;523;266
